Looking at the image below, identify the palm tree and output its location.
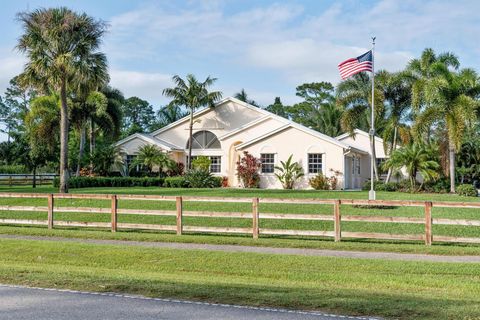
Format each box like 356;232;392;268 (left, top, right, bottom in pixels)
336;73;385;180
16;8;108;193
383;143;440;192
70;91;108;176
408;48;460;143
163;74;222;169
274;155;304;189
234;89;259;107
414;67;480;193
157;103;188;127
130;145;174;175
376;70;413;182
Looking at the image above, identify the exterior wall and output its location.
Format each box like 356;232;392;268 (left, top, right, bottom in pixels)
339;132;387;158
153;100;265;149
221;118;286;186
239;127;346;189
117;137;151;155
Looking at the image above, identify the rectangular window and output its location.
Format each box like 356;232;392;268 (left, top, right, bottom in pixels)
187;156;221;173
126;155;140;172
260;153;275;173
308;153;323;174
356;158;361;174
210;156;221;173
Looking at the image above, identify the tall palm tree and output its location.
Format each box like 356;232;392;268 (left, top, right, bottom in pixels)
414;67;480;193
16;7;107;193
407;48;460;143
163;74;222;169
336;73;385;180
376;70;413;182
70;91;108;176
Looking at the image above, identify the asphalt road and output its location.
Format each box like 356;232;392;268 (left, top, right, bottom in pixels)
0;285;377;320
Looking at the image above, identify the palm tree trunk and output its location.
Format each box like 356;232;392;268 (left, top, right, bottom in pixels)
449;141;456;193
89;117;96;168
187;109;194;169
59;79;69;193
385;126;397;183
76;123;87;177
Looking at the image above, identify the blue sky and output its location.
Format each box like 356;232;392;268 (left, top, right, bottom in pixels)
1;0;480;112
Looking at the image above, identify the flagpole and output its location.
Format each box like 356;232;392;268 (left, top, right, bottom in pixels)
369;37;376;200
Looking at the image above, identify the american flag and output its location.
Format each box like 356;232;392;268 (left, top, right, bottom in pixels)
338;50;373;80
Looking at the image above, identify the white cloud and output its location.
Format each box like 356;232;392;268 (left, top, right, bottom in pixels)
109;69;173;105
0;51;25;95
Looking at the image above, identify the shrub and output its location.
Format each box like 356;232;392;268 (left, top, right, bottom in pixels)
184;169;222;188
166;162;185;177
309;173;330;190
0;165;28;174
191;156;211;171
423;178;450;193
456;184;478;197
275;155;304;189
53;176;164;189
164;176;187;188
362;180;399;192
221;176;229;188
236;151;261;188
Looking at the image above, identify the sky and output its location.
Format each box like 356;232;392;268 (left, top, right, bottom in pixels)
1;0;480;140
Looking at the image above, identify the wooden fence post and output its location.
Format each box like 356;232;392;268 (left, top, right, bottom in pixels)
111;195;118;232
424;201;433;245
334;200;341;242
47;194;54;229
252;197;259;239
176;196;183;235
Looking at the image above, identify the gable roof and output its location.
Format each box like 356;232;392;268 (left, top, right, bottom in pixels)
150;96;266;137
218;115;277;141
236;123;367;154
114;133;182;151
336;129;384;144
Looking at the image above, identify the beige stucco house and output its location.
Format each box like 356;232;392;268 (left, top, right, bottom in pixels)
114;97;388;189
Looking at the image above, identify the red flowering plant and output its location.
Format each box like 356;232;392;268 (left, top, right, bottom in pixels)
236;151;261;188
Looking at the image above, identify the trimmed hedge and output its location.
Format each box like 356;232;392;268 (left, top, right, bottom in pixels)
164;176;188;188
362;180;399;192
456;184;478;197
53;176;165;189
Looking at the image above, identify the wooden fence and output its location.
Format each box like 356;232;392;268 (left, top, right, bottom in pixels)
0;192;479;245
0;174;58;186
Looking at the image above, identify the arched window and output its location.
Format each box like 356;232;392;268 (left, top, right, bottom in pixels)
186;130;221;149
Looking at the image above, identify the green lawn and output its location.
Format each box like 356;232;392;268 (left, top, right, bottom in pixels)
0;185;479;254
0;238;479;320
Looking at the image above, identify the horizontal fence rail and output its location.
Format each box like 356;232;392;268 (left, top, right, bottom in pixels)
0;192;478;245
0;174;58;186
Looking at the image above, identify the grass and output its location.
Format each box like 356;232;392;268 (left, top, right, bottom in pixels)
0;238;479;320
0;185;479;254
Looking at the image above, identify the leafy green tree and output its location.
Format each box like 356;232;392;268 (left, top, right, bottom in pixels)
275;155;304;189
265;97;290;118
163;74;222;169
121;97;155;135
336;73;385;180
89;145;124;176
287;82;343;137
16;7;108;193
413;67;480;193
383;143;440;191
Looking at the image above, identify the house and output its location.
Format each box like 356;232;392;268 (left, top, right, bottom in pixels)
114;97;388;189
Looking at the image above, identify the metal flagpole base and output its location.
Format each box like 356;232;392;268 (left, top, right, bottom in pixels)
369;190;376;200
